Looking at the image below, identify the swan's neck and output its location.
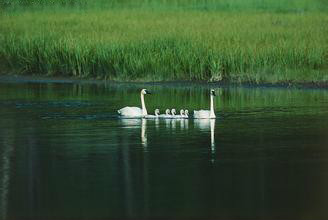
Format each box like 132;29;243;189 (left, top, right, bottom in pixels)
141;93;147;116
210;94;216;118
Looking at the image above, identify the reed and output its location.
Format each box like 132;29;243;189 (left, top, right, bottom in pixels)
0;0;327;84
2;0;328;12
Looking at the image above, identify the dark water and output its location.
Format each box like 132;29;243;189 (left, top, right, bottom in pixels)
0;82;328;220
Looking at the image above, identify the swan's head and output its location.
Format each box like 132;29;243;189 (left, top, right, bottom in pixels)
141;89;151;95
211;89;216;96
171;109;176;115
185;109;189;116
180;109;185;116
155;109;160;116
165;109;170;115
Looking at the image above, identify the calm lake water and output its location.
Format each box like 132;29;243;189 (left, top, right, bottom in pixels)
0;81;328;220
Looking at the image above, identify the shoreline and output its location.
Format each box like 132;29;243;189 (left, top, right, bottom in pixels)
0;74;327;89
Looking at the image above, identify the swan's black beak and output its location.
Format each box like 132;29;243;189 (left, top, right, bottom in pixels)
145;90;151;94
211;90;216;96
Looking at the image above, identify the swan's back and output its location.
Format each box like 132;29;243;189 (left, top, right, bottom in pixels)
145;114;156;119
193;110;211;118
118;107;142;117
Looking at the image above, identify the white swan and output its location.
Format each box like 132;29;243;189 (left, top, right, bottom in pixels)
193;89;216;119
158;109;171;118
174;109;185;119
117;89;151;117
145;109;159;119
171;109;178;119
184;109;189;119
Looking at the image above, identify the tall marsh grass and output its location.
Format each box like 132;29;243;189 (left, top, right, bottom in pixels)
2;0;328;12
0;0;327;83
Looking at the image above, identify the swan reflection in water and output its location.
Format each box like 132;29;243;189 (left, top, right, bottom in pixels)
141;119;147;149
118;118;148;149
163;118;189;131
119;118;216;154
117;117;217;217
194;119;216;153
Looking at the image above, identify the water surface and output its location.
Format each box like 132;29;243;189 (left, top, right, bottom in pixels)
0;82;328;220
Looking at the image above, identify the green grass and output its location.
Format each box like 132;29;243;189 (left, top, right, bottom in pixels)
2;0;328;12
0;0;328;84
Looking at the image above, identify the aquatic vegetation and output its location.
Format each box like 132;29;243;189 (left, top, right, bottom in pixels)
0;0;327;84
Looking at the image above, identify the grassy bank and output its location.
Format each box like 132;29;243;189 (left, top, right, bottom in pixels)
0;0;328;84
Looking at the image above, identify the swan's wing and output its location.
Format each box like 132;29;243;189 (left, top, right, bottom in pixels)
193;110;211;118
117;107;142;117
